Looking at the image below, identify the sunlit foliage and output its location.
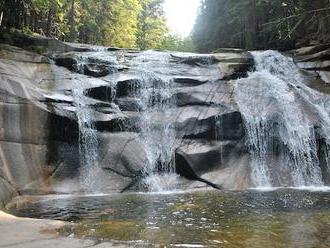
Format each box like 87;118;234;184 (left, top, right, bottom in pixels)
0;0;187;50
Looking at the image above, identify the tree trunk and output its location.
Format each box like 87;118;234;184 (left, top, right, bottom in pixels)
46;7;55;37
245;0;258;50
29;8;35;32
68;0;76;42
0;11;3;28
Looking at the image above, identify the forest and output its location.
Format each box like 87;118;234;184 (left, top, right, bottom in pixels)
192;0;330;52
1;0;330;52
0;0;194;51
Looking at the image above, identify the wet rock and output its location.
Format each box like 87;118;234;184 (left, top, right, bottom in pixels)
298;70;330;94
82;64;114;77
293;44;330;83
115;97;143;111
292;43;330;57
174;139;246;189
218;62;252;79
95;115;136;133
212;48;245;53
210;52;254;79
107;47;124;51
5;36;330;199
297;60;330;71
200;155;252;190
0;178;17;209
173;77;208;87
170;54;215;66
175;106;244;141
212;52;254;64
53;53;122;77
46;142;80;181
115;79;142;97
109;105;244;141
53;53;77;71
176;139;244;175
173;81;236;107
63;42;100;52
99;133;147;174
174;91;213;106
85;86;114;102
295;48;330;63
319;71;330;84
98;132;148;192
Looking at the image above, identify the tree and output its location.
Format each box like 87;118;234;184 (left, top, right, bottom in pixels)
137;0;168;50
67;0;76;41
192;0;330;52
0;0;175;50
104;0;142;48
161;34;196;52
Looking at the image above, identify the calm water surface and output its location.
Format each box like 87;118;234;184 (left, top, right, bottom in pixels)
8;189;330;247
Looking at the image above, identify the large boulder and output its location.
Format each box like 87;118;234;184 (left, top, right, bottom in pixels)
176;139;245;174
213;52;254;79
96;132;149;192
175;107;244;140
175;139;249;189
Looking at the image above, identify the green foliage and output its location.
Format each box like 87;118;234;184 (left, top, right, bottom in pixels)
22;26;34;36
192;0;330;52
104;0;142;48
1;0;190;51
137;0;168;50
161;35;196;52
26;45;47;54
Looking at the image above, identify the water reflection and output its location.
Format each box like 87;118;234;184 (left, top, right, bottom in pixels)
8;189;330;247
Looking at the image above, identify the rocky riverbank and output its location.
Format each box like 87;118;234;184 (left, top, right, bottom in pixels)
0;210;125;247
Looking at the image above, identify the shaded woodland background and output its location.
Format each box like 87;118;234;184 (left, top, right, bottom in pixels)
1;0;330;52
192;0;330;52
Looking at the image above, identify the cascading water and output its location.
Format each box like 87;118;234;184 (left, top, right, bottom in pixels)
128;51;177;191
234;50;330;187
71;59;99;191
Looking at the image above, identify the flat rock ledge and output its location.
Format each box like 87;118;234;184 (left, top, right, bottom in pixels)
0;211;125;248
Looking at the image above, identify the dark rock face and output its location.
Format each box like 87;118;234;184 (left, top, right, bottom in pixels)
86;86;114;102
293;44;330;87
176;140;245;175
0;39;258;203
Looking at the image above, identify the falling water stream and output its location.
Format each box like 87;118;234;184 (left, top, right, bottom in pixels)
71;59;100;191
234;50;330;187
129;51;178;191
71;50;330;190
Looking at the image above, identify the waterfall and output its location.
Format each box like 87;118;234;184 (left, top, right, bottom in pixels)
72;60;99;191
234;50;330;187
129;51;177;191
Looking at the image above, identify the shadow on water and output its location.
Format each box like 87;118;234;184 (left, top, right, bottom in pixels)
7;189;330;247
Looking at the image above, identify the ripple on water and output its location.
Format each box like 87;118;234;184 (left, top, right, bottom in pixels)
7;189;330;247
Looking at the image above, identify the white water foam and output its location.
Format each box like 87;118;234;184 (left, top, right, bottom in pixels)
71;59;99;191
235;50;330;187
129;51;177;191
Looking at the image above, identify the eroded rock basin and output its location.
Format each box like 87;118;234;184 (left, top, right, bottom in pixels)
7;189;330;247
